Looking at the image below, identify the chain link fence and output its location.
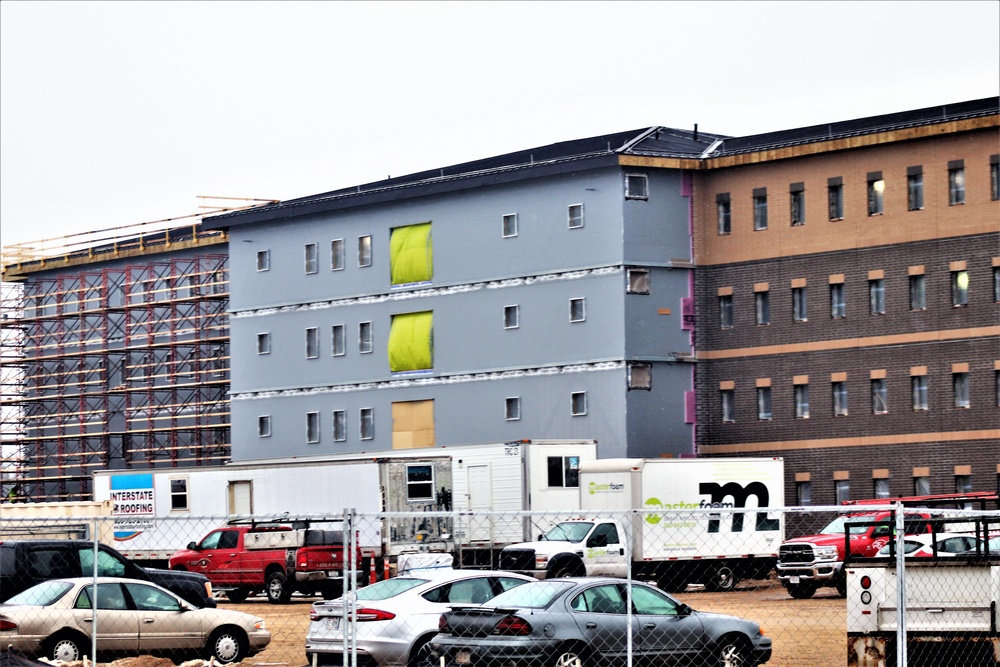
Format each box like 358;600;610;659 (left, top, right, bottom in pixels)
0;505;996;666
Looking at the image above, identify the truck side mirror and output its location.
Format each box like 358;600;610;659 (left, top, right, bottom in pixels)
187;542;199;550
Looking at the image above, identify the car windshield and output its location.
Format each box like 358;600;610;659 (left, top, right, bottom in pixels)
355;577;429;601
878;540;923;555
3;580;73;606
543;522;593;543
484;581;574;609
820;516;872;536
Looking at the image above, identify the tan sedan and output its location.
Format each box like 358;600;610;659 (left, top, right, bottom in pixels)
0;577;270;664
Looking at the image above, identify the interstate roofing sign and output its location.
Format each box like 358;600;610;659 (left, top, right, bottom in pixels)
110;474;155;540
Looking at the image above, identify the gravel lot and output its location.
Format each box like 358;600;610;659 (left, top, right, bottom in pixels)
219;578;846;667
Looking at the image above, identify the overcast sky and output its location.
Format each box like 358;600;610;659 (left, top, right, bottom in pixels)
2;1;998;249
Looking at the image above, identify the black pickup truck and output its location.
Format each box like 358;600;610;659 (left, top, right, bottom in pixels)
0;539;215;608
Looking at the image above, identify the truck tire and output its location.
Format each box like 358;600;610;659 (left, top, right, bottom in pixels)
547;559;583;579
835;576;847;597
786;581;818;599
703;564;738;592
266;570;293;604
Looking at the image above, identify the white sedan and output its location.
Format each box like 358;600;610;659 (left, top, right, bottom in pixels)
0;577;270;663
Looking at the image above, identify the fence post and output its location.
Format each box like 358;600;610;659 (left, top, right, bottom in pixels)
894;501;907;667
91;516;100;662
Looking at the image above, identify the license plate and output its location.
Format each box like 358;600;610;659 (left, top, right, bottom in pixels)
456;650;472;664
325;617;340;630
789;576;800;584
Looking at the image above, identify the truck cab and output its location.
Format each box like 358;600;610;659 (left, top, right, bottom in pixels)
498;519;627;579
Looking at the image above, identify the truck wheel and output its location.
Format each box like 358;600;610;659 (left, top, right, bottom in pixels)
548;559;583;579
266;570;293;604
835;576;848;598
226;587;249;604
704;565;738;592
786;581;817;599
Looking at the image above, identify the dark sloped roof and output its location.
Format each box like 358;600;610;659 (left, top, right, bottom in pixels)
204;97;997;229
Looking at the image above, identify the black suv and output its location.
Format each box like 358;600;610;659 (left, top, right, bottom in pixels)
0;539;215;608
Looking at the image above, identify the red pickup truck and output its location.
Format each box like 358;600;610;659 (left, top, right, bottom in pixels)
776;510;933;599
169;524;363;604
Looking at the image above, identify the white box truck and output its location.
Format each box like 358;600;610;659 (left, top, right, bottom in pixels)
499;457;784;592
93;439;597;567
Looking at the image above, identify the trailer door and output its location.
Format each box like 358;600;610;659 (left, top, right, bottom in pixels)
228;481;253;515
466;464;492;542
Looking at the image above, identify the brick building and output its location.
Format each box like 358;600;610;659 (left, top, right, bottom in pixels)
690;98;999;505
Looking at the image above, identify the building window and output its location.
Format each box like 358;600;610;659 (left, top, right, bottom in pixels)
627;268;650;294
867;172;884;216
955;473;973;494
332;324;346;357
874;478;890;499
872;378;888;414
792;287;807;322
914;475;931;496
795;384;810;419
504;305;520;329
359;321;373;354
907;167;924;211
333;410;346;442
721;389;735;422
568;203;584;229
502;213;518;238
569;298;586;323
547;456;581;488
388;311;434;373
757;386;772;420
790;183;805;226
951;270;969;306
390;223;433;286
256;332;271;355
753;188;768;230
755;291;770;325
994;267;1000;302
628;363;651;390
571;391;588;416
828;178;844;220
304;243;318;274
948;160;965;205
505;397;521;421
257;415;271;438
360;408;374;440
169;478;189;511
358;235;372;267
869;279;885;315
625;173;648;200
909;274;926;310
833;382;849;416
912;376;928;411
796;481;812;506
305;327;319;359
953;372;970;408
716;194;731;235
830;283;846;319
256;249;270;272
405;463;435;501
719;294;734;328
835;479;850;504
991;155;999;200
306;411;320;444
331;239;345;271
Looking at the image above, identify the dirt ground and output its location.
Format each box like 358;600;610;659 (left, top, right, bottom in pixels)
84;579;845;667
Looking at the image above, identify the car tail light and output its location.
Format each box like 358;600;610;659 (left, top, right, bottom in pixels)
493;615;532;636
0;619;18;631
353;608;395;622
438;614;450;632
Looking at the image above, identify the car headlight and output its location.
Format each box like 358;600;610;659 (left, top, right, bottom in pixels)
253;619;266;630
815;546;839;561
534;554;549;568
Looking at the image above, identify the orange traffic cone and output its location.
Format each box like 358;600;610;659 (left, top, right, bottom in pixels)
369;556;377;585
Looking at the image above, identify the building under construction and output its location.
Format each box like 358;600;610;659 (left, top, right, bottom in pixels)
0;202;267;502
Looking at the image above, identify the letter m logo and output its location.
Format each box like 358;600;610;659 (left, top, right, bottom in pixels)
698;481;779;532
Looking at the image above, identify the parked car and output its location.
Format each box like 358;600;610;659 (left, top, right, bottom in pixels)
957;533;1000;556
0;539;215;608
0;577;270;663
426;577;772;667
306;569;532;667
875;532;986;558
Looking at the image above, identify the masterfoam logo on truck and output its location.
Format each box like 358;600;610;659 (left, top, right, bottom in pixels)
643;481;774;527
110;474;155;540
588;481;626;494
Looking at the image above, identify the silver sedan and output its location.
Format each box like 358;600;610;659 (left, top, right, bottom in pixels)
0;577;270;663
306;570;532;667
